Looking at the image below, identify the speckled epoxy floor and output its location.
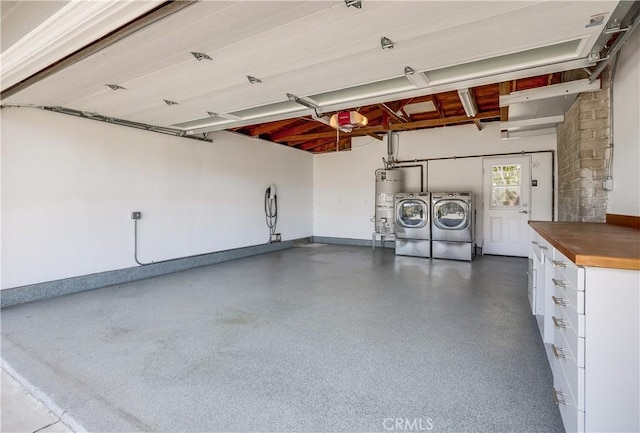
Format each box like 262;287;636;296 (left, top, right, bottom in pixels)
1;245;563;433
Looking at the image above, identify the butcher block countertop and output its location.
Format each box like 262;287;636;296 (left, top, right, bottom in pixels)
529;221;640;270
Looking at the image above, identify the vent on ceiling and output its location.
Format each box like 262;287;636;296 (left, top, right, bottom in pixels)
163;99;179;106
105;84;126;91
247;76;262;84
191;52;212;61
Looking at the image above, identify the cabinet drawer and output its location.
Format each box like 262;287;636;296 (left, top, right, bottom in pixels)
553;283;585;336
553;317;585;368
531;238;543;262
553;362;585;433
531;231;553;261
538;237;554;260
550;249;584;291
530;231;541;260
553;349;585;411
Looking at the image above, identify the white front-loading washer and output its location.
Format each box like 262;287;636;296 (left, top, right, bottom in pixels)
394;192;431;258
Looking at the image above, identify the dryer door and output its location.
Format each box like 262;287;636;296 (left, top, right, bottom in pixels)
433;199;469;230
396;199;428;229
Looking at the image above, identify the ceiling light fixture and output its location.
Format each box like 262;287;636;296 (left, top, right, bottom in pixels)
329;111;368;130
191;52;212;61
344;0;362;8
247;75;262;84
163;99;179;106
457;88;477;117
380;36;394;50
105;84;126;90
404;66;430;88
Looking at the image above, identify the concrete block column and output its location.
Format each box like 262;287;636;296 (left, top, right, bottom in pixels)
557;67;611;222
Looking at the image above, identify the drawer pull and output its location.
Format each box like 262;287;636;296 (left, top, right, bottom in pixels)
552;296;567;306
552;260;566;268
552;387;565;405
552;344;566;359
552;316;566;329
531;241;539;245
552;278;566;288
538;245;549;250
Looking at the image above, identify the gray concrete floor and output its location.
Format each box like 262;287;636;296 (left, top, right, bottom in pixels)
1;370;71;433
1;245;563;433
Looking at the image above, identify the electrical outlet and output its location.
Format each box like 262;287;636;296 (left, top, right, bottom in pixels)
603;179;614;191
270;233;281;243
131;211;142;220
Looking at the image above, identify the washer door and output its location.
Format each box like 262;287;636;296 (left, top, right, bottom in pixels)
433;199;469;230
396;199;428;228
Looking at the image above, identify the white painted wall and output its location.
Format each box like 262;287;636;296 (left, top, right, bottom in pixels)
1;108;313;289
313;122;556;247
608;28;640;216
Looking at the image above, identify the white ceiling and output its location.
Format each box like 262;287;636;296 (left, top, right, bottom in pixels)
1;1;619;133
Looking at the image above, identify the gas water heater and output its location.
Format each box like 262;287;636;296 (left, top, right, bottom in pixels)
375;169;403;234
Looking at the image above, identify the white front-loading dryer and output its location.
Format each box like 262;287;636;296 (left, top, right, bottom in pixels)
394;192;431;257
431;192;474;261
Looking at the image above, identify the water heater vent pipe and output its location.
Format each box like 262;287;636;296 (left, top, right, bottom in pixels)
385;131;399;169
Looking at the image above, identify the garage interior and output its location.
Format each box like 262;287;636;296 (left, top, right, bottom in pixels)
1;1;639;432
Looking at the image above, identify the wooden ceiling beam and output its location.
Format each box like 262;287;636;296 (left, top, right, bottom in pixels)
247;118;301;137
296;137;332;150
311;138;352;153
269;118;325;142
366;133;384;141
377;103;407;123
499;81;511;122
381;111;390;130
300;137;351;152
430;95;445;118
398;97;414;114
281;110;500;141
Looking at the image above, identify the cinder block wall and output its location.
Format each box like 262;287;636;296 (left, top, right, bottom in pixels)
557;68;611;222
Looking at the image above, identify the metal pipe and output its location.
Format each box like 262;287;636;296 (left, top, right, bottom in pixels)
425;161;429;192
395;150;554;164
395;150;556;221
134;218;246;266
386;131;395;167
133;219;150;266
607;52;621;181
395;164;424;192
551;150;556;221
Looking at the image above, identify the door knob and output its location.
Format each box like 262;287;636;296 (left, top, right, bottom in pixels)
519;210;528;214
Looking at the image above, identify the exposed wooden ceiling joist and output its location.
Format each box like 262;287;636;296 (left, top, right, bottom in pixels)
280;110;500;143
377;103;407;123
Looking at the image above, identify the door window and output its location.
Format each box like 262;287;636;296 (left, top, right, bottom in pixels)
491;164;522;208
398;200;427;228
434;200;469;230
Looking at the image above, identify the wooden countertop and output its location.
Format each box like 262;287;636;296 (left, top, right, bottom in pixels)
529;221;640;270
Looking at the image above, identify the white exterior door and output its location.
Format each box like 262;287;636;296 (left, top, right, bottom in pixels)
482;156;531;256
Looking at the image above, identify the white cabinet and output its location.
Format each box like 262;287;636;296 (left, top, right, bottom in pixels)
529;231;555;345
528;227;640;433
